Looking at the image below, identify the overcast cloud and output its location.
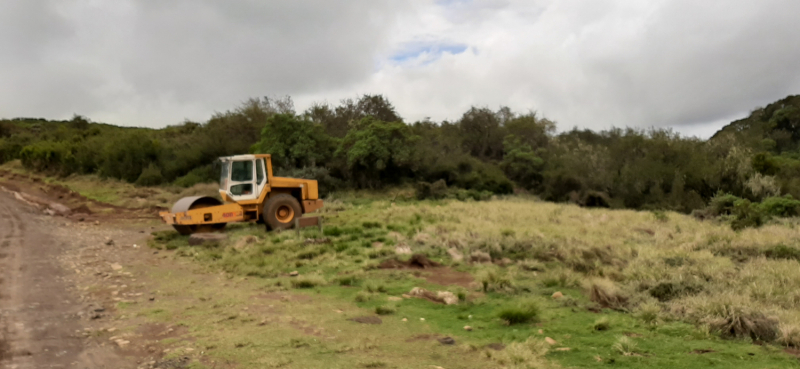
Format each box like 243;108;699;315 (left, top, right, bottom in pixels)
1;0;799;137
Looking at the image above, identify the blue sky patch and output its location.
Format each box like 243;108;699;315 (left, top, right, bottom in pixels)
390;43;469;63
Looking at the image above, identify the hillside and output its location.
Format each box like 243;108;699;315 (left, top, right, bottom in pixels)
3;93;800;218
712;95;800;153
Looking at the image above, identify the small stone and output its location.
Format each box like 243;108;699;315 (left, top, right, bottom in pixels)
538;329;544;334
114;339;130;348
420;318;425;321
552;291;563;299
289;271;299;277
401;318;408;322
106;328;117;332
95;220;100;225
438;337;456;345
555;347;571;351
545;337;557;345
149;297;155;301
105;238;114;246
110;263;122;271
464;325;473;331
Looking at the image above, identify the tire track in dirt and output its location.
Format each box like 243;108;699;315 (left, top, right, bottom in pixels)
0;190;119;368
0;191;21;364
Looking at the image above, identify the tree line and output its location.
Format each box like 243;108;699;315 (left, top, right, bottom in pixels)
1;94;799;214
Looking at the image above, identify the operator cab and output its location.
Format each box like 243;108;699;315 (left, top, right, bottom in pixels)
219;155;268;202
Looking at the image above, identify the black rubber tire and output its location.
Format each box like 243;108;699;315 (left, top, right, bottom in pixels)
263;194;302;231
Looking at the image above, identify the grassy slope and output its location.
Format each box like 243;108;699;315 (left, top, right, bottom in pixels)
144;195;800;368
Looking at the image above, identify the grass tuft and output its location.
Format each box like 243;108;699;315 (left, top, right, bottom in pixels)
586;278;628;310
375;305;396;315
612;336;639;356
497;300;540;325
290;275;326;289
593;317;611;331
635;301;661;326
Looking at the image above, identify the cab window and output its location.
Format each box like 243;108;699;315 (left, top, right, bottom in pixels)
231;160;253;182
256;159;265;184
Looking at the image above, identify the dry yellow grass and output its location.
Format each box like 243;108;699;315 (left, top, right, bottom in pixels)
348;197;800;341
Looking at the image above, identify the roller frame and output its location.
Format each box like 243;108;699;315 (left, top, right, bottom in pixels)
159;196;248;226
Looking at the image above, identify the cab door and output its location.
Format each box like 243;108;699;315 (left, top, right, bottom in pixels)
227;159;258;201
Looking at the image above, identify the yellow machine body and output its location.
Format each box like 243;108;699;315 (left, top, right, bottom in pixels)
159;154;323;233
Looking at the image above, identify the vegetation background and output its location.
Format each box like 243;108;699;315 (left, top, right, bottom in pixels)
2;94;800;224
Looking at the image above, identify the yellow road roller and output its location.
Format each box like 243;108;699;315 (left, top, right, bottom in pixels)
159;154;323;234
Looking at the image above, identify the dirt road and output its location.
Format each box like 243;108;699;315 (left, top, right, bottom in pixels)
0;191;130;369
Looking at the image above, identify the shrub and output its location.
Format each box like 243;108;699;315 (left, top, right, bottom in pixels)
635;301;661;325
778;324;800;347
476;267;515;293
290;275;326;289
354;291;371;302
648;281;703;302
375;305;396;315
612;336;639;356
336;275;360;286
586;278;628;310
759;195;800;217
497;300;540;325
593;317;611;331
707;192;743;216
651;210;669;222
415;179;449;200
364;282;387;293
763;244;800;261
490;338;551;369
688;294;779;341
135;163;164;186
730;199;767;230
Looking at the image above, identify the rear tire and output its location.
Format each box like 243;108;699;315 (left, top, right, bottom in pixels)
263;194;302;231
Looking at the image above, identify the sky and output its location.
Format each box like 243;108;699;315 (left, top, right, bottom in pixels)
1;0;799;138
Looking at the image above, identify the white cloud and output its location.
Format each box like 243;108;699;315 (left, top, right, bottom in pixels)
1;0;799;137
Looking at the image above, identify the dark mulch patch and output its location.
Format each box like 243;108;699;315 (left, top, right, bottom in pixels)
378;254;441;269
348;316;382;325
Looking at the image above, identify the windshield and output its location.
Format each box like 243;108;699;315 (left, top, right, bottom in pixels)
219;161;229;190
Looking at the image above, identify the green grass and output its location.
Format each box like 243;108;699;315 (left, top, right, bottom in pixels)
141;195;800;368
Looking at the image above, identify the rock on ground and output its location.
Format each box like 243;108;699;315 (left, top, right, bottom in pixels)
49;202;72;216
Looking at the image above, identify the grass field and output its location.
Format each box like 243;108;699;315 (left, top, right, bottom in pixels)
144;194;800;368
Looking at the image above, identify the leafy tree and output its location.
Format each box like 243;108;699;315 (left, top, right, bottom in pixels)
335;117;417;188
251;113;333;169
458;107;505;160
501;135;545;190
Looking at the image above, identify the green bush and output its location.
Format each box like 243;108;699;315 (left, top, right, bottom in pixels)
731;199;768;230
375;305;396;315
708;192;743;216
135;163;165;186
759;195;800;217
764;244;800;261
497;300;540;324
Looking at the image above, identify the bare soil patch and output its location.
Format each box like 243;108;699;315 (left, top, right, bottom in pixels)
421;268;474;288
349;316;382;325
378;254;441;269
